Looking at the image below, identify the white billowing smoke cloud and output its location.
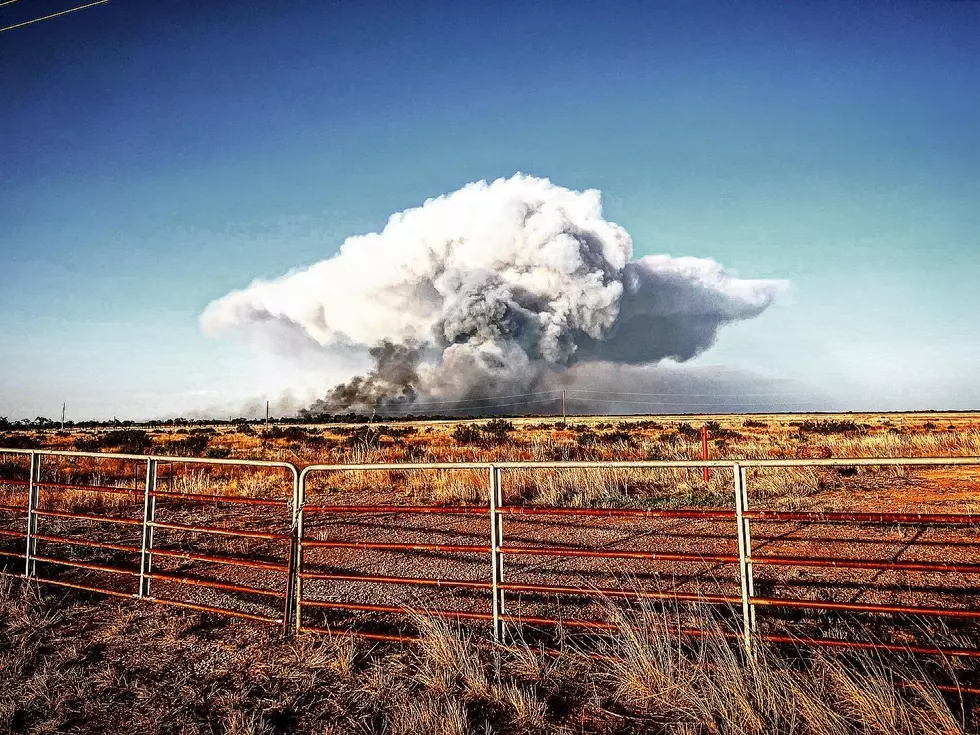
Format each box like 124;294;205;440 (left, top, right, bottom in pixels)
201;174;788;412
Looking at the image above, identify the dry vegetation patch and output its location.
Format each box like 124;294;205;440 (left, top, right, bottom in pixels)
0;579;974;735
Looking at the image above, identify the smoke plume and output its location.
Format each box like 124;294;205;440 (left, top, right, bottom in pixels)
201;174;788;413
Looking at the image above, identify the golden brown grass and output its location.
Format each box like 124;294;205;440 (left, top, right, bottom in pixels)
0;577;972;734
6;413;979;514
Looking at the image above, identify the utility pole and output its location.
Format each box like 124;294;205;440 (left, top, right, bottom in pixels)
61;402;65;431
266;400;270;426
561;391;566;424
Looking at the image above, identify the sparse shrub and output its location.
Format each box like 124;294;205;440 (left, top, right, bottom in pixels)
236;423;256;435
205;447;232;459
796;419;864;435
600;430;635;446
676;423;699;438
708;426;742;440
341;427;380;450
0;433;40;450
743;418;768;428
481;419;515;445
482;419;514;434
74;429;152;454
263;426;310;442
165;433;210;456
633;420;664;430
380;426;417;438
451;425;483;444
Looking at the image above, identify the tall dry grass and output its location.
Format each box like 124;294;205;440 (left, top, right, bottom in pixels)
1;577;971;734
6;417;980;511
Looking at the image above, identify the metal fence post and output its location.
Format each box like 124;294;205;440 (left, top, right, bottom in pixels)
733;463;756;654
489;465;505;642
139;458;157;598
293;469;307;635
24;452;40;577
282;467;301;636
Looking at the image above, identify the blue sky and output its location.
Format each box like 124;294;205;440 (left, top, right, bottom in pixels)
1;0;978;420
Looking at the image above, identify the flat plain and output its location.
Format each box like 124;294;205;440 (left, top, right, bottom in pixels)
1;412;979;734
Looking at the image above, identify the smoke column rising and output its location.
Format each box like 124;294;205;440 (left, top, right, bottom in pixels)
201;175;788;413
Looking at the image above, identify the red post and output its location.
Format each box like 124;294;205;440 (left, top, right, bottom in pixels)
702;425;710;482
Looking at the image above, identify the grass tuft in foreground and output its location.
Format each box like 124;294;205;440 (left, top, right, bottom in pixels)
0;579;973;734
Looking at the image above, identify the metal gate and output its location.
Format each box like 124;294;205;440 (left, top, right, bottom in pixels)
3;448;980;672
0;448;298;632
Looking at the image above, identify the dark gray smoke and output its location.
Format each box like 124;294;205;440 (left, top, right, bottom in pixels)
312;340;423;412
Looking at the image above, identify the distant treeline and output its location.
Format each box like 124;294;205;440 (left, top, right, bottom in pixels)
0;409;969;432
0;412;558;431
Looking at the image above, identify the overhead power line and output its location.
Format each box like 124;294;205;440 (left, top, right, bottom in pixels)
563;388;812;398
307;391;559;412
351;398;561;414
367;390;559;408
565;396;821;408
1;0;110;33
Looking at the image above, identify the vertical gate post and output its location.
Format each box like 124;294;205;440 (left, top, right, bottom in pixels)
293;469;307;635
24;452;40;577
733;463;756;654
282;466;301;636
139;458;158;598
489;465;505;642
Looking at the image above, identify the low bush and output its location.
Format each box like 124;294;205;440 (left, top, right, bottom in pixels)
796;419;864;435
481;419;515;445
0;433;40;450
164;433;210;456
74;429;152;454
263;426;310;442
452;425;483;444
599;430;635;446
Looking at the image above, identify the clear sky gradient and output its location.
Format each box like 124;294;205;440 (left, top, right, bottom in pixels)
1;0;978;420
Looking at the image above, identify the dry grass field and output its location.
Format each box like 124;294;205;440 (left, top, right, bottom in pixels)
2;412;980;733
8;411;980;507
0;578;973;735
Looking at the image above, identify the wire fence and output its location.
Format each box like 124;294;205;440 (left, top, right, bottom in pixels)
2;449;980;672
